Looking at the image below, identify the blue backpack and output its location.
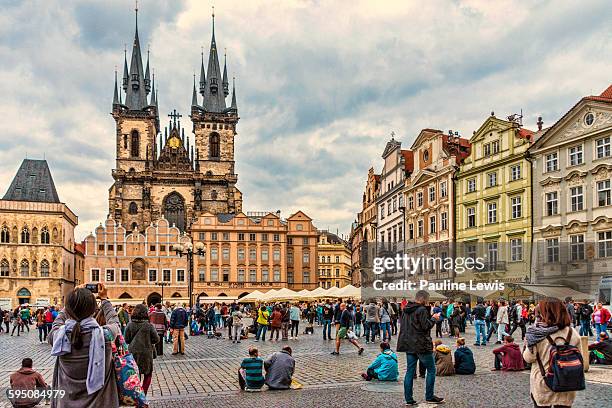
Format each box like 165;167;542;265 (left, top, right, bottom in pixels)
535;329;585;392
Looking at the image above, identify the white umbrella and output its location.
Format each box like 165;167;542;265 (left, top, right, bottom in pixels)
325;286;342;297
267;287;299;301
304;286;328;299
239;290;264;302
336;285;361;299
258;289;280;302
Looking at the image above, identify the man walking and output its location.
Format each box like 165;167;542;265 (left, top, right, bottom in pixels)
170;303;188;355
365;300;380;344
149;303;169;356
472;298;487;346
331;303;364;356
397;290;444;405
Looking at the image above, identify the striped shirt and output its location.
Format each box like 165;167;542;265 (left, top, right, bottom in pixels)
240;357;265;389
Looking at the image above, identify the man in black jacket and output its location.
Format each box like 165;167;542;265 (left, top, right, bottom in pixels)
397;290;444;405
472;298;487;346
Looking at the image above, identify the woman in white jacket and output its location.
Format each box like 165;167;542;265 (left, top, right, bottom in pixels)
523;298;580;408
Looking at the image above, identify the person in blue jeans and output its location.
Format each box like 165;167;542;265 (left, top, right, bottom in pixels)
322;304;333;340
396;290;444;406
471;299;487;346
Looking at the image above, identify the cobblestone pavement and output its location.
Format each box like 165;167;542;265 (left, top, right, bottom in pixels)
0;322;610;407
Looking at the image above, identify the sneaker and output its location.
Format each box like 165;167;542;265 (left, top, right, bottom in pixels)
358;347;364;355
365;340;369;344
481;343;487;346
495;341;501;344
473;343;480;346
405;400;418;406
330;351;339;355
237;341;241;343
426;396;445;404
254;339;259;342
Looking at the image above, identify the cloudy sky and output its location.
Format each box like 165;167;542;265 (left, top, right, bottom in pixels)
1;0;611;240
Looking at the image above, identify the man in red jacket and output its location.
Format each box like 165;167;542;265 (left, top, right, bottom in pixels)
9;358;48;407
492;335;524;371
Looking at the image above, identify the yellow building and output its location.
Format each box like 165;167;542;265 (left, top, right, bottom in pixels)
0;160;79;309
455;114;534;284
318;231;352;288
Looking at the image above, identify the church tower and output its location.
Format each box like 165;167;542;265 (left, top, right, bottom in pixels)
190;11;242;214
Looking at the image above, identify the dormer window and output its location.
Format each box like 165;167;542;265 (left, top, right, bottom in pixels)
210;78;218;94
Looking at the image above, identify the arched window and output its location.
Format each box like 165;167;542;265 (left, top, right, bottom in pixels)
20;259;29;277
130;131;140;157
128;202;138;215
41;227;50;244
21;227;30;244
31;227;38;244
0;226;9;243
209;133;220;159
163;192;185;231
0;259;9;277
131;222;138;231
123;135;128;149
40;259;50;277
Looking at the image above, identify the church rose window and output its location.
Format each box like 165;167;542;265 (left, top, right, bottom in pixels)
164;192;186;231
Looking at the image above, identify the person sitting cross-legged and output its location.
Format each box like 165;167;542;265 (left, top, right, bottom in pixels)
433;339;455;376
239;347;265;391
454;338;476;375
361;341;399;381
264;346;295;390
492;335;524;371
589;332;612;365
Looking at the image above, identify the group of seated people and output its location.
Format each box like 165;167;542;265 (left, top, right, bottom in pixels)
433;338;477;376
239;346;296;391
588;332;612;365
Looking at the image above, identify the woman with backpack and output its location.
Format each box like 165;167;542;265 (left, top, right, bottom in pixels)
523;297;582;408
125;304;159;395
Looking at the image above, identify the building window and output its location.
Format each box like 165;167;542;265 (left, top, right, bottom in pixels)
273;267;281;282
235;268;244;282
408;223;414;240
149;245;156;252
585;112;595;126
511;196;522;219
211;268;218;281
545;153;558;173
387;200;392;215
249;233;256;241
222;269;229;282
249;247;257;261
130;131;140;157
510;239;523;262
598;231;612;258
417;220;424;237
211;247;218;261
487;172;497;187
262;268;269;282
441;212;448;231
261;233;268;242
546;192;558;216
303;271;310;284
120;269;129;282
198;232;206;240
211;232;218;241
408;195;414;209
492;140;500;154
380;204;385;219
484;143;491;157
417;192;423;207
238;247;245;261
162;269;171;282
467;178;476;193
222;247;230;261
570;235;585;261
148;269;157;282
596;137;611;159
466;244;477;262
40;227;50;244
128;202;138;215
21;227;30;244
440;181;447;198
287;271;294;284
487;202;497;224
209;132;220;158
0;226;9;243
510;165;521;181
487;243;498;267
302;237;309;245
597;180;611;206
247;269;256;282
0;259;9;277
198;269;206;282
91;269;100;281
570;186;584;212
546;239;560;263
467;207;476;228
429;186;436;203
222;232;230;241
238;233;245;241
287;250;294;264
40;259;50;277
273;248;281;262
106;269;115;282
429;216;436;234
303;251;310;264
568;145;583;166
274;234;280;242
261;248;269;261
392;197;397;212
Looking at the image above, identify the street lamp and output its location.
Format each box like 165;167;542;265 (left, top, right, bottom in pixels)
155;281;171;304
173;241;205;311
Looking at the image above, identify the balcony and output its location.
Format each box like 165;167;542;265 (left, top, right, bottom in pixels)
479;262;507;272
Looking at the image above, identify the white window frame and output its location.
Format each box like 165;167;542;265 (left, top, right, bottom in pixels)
467;207;476;228
570;234;585;261
440;181;447;198
429;216;436;234
105;268;115;283
510;164;521;181
598;231;612;258
429;186;436;203
176;269;185;282
546;192;558;216
91;268;100;282
487;202;497;224
570;186;584;212
545;152;559;173
546;239;560;263
162;269;171;282
120;268;130;282
597;180;611;207
596;137;611;159
568;145;583;166
511;196;522;219
510;238;523;262
467;178;476;193
441;212;448;231
488;172;497;187
148;269;157;282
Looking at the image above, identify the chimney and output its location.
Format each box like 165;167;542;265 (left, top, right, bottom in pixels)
537;116;543;131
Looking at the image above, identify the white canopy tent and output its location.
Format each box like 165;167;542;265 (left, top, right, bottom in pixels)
239;290;265;302
336;285;361;299
267;288;299;301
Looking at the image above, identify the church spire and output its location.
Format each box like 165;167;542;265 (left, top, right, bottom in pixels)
222;51;229;97
230;77;237;111
192;74;198;107
202;8;226;112
122;46;128;92
150;71;157;106
113;68;120;106
144;48;151;94
199;48;206;96
124;3;148;110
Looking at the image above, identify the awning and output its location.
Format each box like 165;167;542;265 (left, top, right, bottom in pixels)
461;289;499;299
516;284;594;300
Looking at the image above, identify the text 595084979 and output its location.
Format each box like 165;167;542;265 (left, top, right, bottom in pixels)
6;388;66;400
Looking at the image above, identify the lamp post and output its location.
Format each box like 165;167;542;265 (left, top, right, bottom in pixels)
155;281;171;304
173;241;205;311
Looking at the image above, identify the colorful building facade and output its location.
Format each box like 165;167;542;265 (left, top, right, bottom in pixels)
318;231;352;288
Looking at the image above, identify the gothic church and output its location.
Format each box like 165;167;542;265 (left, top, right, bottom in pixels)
109;10;242;232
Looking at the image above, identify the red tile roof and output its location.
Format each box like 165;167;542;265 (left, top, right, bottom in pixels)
585;84;612;102
401;150;414;172
75;242;85;255
442;135;471;162
517;128;535;141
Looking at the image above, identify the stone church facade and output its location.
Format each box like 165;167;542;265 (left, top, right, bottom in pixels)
109;11;242;234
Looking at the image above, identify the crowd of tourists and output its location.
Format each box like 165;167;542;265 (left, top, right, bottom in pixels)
3;286;611;407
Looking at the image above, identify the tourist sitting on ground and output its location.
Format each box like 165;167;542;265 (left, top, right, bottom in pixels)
589;332;612;365
433;339;455;376
264;346;295;390
239;347;265;391
492;335;524;371
9;358;48;408
454;338;476;375
361;342;399;381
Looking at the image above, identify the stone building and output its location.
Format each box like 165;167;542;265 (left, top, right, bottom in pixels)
403;129;470;282
108;11;242;233
190;211;319;299
83;217;191;305
0;159;78;309
455;114;535;284
318;231;352;288
529;84;612;297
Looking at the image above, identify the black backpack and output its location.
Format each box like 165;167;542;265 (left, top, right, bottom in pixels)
536;329;585;392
